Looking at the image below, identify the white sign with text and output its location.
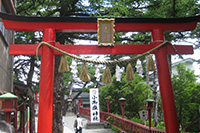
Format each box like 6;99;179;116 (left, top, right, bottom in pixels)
139;110;148;120
90;88;100;123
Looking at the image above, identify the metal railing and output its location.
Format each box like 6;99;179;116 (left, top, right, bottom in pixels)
79;107;165;133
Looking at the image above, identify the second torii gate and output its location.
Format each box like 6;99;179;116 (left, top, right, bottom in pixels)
0;12;198;133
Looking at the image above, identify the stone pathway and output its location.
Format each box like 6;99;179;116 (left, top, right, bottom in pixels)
63;113;116;133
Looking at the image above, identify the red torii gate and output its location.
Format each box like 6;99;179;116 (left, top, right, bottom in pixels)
0;13;197;133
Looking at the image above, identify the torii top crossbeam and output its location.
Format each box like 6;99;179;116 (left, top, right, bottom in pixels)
0;12;198;32
0;12;198;133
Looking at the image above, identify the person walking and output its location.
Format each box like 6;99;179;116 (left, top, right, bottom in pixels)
74;114;83;133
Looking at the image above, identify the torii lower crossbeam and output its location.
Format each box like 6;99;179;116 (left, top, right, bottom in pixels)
1;13;197;133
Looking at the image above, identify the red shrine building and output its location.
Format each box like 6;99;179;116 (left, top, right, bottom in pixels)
0;0;16;127
0;0;15;94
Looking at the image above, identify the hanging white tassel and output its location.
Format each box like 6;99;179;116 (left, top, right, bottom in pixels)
135;59;143;77
95;65;102;82
115;65;124;81
70;59;78;80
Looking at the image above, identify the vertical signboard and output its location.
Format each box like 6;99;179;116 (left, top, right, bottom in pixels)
139;110;148;120
97;18;115;47
90;88;100;123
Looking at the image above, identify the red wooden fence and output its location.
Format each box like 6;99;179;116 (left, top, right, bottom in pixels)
80;107;165;133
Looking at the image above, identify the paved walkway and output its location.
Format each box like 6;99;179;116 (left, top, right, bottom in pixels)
35;113;116;133
63;113;116;133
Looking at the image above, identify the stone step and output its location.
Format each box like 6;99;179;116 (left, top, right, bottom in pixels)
86;122;106;129
65;112;75;116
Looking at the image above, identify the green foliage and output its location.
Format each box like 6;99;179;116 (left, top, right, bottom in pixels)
99;73;151;118
154;121;165;130
144;0;200;18
172;63;200;131
106;116;124;132
111;125;121;133
130;117;144;124
144;0;200;43
107;113;166;131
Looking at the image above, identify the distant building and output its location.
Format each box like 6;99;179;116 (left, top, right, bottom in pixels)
148;58;199;88
0;0;16;94
172;58;200;82
172;58;194;75
72;92;90;108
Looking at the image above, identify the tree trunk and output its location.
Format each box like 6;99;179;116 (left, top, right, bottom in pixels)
52;1;81;131
66;82;73;113
29;91;35;133
53;55;65;133
146;55;159;127
152;72;158;127
27;56;36;133
146;55;149;84
27;56;35;87
178;103;183;128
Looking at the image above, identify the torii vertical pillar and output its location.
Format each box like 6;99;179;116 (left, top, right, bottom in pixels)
38;28;55;133
152;29;180;133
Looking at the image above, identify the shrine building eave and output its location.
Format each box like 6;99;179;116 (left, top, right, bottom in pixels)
0;12;198;32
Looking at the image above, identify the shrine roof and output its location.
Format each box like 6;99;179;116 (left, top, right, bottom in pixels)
0;12;199;23
0;92;18;99
1;12;198;32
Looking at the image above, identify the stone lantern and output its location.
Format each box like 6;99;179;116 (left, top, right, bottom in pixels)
0;93;18;123
144;99;155;109
144;99;155;129
119;97;126;118
105;97;110;113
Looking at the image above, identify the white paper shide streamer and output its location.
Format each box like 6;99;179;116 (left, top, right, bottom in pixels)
95;65;102;81
70;59;78;79
115;65;124;81
135;59;143;77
